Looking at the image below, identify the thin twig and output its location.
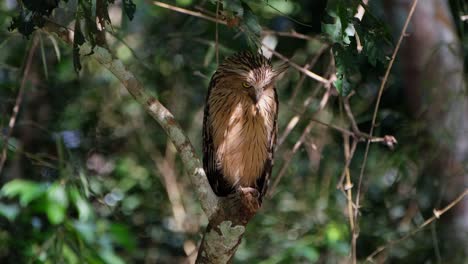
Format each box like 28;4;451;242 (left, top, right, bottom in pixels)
343;135;355;231
193;5;317;41
343;95;362;136
366;189;468;261
262;29;316;41
269;119;315;196
337;139;358;189
215;0;220;65
355;0;419;220
0;36;38;174
269;88;331;196
278;55;333;148
263;45;330;84
309;117;357;138
153;1;227;25
344;135;356;264
288;44;330;105
153;1;330;84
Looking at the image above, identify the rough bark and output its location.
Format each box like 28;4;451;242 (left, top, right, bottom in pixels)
196;189;260;263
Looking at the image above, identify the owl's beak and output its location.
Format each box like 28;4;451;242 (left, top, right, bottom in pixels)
249;87;263;104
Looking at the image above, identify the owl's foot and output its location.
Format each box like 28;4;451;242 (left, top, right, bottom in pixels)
237;186;261;212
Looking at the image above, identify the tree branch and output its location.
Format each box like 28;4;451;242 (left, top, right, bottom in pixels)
80;42;220;218
42;19;218;218
0;36;38;174
366;189;468;262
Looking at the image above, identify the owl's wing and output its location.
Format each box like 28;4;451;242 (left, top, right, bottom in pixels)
203;75;235;196
257;88;279;200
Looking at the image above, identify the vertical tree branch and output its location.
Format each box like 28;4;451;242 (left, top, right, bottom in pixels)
356;0;419;218
0;36;38;174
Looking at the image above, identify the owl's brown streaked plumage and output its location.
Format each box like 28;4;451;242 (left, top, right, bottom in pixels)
203;51;286;200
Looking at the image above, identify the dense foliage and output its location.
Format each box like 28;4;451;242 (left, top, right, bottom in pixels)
0;0;466;263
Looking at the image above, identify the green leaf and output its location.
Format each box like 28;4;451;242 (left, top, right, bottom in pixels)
69;186;93;221
47;183;68;207
100;250;125;264
223;0;244;16
333;45;360;96
45;183;68;224
46;201;66;225
321;13;343;44
109;223;136;251
322;0;359;45
1;179;47;206
123;0;136;20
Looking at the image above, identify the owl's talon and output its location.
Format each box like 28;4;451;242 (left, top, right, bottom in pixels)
238;187;260;199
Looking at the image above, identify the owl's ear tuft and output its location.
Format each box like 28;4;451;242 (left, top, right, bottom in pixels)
273;62;289;76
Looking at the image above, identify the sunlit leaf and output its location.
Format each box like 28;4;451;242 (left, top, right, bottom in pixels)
100;249;125;264
46;201;66;224
1;180;47;206
69;186;93;221
47;183;68;208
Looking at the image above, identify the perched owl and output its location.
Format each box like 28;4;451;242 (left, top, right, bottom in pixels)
203;51;287;200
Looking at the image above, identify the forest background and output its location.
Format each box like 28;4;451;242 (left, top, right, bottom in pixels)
0;0;467;263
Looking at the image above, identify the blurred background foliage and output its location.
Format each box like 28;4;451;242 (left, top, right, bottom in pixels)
0;0;467;263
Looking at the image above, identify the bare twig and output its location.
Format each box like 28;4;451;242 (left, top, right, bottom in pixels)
288;44;330;105
278;55;333;148
356;0;419;220
269;119;315;196
0;36;38;174
343;135;357;264
261;29;316;41
193;5;318;42
366;189;468;261
337;139;358;189
153;1;330;85
263;45;330;84
215;0;220;65
343;135;355;231
343;95;362;136
269;88;331;196
153;1;227;25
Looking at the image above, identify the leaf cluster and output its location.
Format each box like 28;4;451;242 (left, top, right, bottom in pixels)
322;0;393;96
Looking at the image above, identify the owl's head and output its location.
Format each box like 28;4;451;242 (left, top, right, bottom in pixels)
218;51;288;103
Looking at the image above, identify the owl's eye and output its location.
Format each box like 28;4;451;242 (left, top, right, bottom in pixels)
242;82;251;88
